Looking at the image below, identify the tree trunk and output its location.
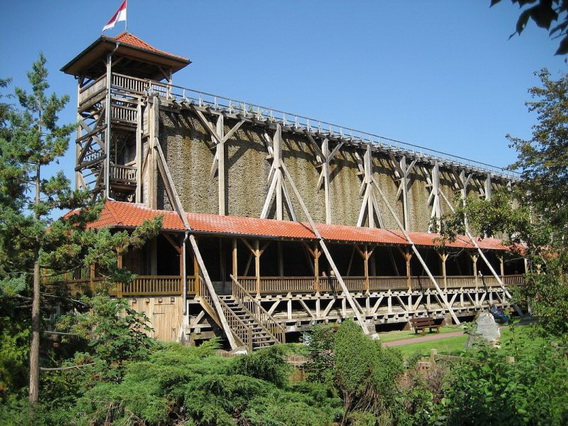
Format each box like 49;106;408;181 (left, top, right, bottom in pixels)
29;162;41;406
28;259;41;405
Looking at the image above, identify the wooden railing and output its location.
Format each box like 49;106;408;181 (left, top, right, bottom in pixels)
503;274;524;286
110;164;137;186
119;276;196;296
231;276;286;345
235;275;522;295
237;277;315;294
196;274;244;350
111;104;137;123
78;75;106;105
217;297;253;352
104;73;517;179
112;73;147;95
57;274;523;297
57;275;197;296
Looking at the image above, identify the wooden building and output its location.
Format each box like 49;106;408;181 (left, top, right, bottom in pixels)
61;33;524;351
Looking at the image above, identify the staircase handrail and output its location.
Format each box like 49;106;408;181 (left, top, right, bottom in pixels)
197;275;251;351
217;297;254;353
230;275;286;344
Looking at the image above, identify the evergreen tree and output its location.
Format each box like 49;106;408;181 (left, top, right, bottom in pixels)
0;55;161;406
0;54;75;405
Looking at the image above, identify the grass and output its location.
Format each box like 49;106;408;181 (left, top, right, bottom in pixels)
395;335;468;358
380;321;534;359
377;325;463;343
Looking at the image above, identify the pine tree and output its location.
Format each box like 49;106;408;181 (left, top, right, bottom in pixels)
0;55;162;406
0;54;75;405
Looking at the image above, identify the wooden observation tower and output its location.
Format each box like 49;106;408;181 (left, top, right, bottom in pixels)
62;33;190;202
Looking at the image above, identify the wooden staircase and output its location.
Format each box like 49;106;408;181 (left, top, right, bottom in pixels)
218;295;280;351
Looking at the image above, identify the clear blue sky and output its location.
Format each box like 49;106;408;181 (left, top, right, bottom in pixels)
1;0;566;176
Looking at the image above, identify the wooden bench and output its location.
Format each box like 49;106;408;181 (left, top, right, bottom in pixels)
410;317;440;334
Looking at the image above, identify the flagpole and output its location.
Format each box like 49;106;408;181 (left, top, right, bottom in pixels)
125;0;128;33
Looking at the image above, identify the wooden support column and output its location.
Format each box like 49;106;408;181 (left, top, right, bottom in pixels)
499;255;505;279
232;239;238;280
216;115;226;215
192;108;244;215
260;126;296;220
485;174;493;201
193;252;200;296
254;240;261;295
355;145;384;228
439;251;448;290
471;253;479;286
278;160;372;334
356;245;373;292
399;248;413;291
307;135;343;225
427;162;442;232
147;96;160;209
135;102;142;203
103;54;112;199
400;156;410;231
241;239;267;296
390;154;417;231
307;244;322;292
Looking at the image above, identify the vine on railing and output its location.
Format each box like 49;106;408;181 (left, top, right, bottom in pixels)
231;276;286;345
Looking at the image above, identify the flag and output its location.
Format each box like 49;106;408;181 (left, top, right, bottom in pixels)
103;0;127;32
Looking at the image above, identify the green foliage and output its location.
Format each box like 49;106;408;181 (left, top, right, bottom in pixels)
230;344;292;388
0;318;29;401
55;295;155;383
304;323;336;386
439;69;568;338
334;320;404;424
491;1;568;54
64;343;340;425
445;328;568;425
0;55;162;404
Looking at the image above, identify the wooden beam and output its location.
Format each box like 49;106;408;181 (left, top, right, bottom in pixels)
278;160;372;335
369;174;460;324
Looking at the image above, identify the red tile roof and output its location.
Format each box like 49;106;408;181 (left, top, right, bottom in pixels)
109;32;189;62
84;201;509;251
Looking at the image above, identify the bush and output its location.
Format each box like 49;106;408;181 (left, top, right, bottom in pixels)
445;328;568;425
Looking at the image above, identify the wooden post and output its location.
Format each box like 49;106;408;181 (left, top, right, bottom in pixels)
216;115;226;215
255;240;261;296
471;253;479;287
311;244;321;292
194;253;200;296
439;251;448;290
400;248;413;291
499;255;505;279
135;102;142;203
232;239;238;281
322;138;332;224
356;245;372;292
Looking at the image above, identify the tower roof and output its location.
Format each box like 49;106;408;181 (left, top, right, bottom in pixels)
61;32;190;81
